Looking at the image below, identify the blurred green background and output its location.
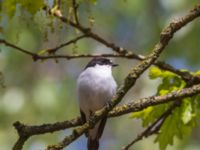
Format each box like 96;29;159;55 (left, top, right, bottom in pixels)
0;0;200;149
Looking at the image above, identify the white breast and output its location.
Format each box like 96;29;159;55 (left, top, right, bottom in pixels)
77;65;117;116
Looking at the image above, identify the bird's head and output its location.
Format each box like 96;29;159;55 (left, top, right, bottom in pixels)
85;57;118;70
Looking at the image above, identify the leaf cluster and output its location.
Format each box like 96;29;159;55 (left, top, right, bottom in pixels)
131;67;200;150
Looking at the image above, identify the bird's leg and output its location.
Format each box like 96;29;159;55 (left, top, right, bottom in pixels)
88;110;96;128
106;100;113;110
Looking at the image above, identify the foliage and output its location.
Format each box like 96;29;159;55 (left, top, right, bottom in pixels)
0;0;200;150
1;0;44;17
131;67;200;150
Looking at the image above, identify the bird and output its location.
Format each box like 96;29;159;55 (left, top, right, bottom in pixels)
77;57;118;150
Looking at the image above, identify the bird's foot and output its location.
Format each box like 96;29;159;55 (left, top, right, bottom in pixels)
106;100;113;110
88;111;96;128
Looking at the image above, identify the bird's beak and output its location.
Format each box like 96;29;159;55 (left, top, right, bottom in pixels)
112;63;118;67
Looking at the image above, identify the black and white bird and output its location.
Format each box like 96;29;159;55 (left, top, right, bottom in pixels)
77;57;118;150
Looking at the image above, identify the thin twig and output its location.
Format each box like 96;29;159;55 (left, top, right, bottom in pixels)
44;5;130;55
121;101;180;150
56;0;61;10
72;0;80;25
0;39;36;57
45;5;200;149
5;3;200;150
1;38;200;84
45;5;200;84
44;34;88;54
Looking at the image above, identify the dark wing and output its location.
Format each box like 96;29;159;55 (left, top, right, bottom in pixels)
87;117;107;150
80;109;88;137
80;109;86;123
97;117;107;139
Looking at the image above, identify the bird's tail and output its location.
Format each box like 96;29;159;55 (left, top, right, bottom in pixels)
87;138;99;150
87;117;107;150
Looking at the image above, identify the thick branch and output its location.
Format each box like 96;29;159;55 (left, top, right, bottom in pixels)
5;4;200;150
13;82;200;150
13;118;82;150
44;5;200;150
109;83;200;116
46;4;200;84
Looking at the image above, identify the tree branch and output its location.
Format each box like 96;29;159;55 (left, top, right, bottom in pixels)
42;34;88;54
72;0;80;25
45;4;200;84
44;5;200;149
12;118;82;150
1;38;200;85
13;82;200;150
3;3;199;150
45;6;130;55
2;4;200;83
121;101;180;150
0;39;36;57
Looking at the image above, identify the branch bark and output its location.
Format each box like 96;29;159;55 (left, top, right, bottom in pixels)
43;5;200;150
47;4;200;85
10;4;200;150
13;82;200;150
1;37;200;84
121;101;180;150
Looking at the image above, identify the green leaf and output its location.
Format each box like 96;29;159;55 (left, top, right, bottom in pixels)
157;76;185;95
154;100;196;150
193;95;200;117
37;49;48;55
131;68;199;150
149;66;162;79
154;113;177;150
193;70;200;76
132;67;187;128
131;104;169;127
89;0;97;5
1;0;44;18
1;0;17;17
181;98;193;124
149;67;177;80
18;0;44;14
